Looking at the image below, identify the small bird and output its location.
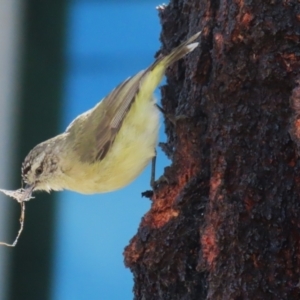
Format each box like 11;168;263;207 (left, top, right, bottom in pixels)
20;32;200;198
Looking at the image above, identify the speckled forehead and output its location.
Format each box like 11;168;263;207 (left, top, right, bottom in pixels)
22;150;45;172
21;159;31;179
22;155;32;171
22;160;30;170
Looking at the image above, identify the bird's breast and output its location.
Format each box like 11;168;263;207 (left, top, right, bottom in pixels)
63;97;159;194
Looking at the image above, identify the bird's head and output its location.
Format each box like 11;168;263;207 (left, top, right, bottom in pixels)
21;141;62;193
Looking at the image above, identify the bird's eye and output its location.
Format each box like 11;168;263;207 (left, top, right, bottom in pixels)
35;166;43;176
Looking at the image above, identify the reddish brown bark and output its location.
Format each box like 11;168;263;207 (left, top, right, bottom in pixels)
124;0;300;299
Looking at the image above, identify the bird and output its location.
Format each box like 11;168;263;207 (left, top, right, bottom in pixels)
20;31;200;198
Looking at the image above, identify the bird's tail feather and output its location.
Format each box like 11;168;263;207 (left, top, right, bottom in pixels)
151;31;201;70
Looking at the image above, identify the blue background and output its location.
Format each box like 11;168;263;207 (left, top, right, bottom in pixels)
52;1;168;299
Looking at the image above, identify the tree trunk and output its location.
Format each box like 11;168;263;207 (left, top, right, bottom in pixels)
124;0;300;299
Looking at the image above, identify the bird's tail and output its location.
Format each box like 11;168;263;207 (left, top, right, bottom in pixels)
151;31;201;70
134;31;201;108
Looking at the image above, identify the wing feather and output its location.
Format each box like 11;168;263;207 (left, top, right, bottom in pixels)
67;70;147;163
66;31;201;163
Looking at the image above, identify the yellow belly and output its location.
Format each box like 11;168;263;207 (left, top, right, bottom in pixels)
61;60;166;194
64;96;159;194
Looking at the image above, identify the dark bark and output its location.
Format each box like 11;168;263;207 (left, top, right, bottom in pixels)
124;0;300;299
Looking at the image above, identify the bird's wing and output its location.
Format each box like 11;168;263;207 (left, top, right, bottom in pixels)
66;70;146;163
66;31;201;164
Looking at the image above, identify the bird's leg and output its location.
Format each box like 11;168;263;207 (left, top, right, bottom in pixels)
150;149;169;189
143;104;187;197
155;104;188;126
142;146;170;198
140;154;157;198
155;104;174;123
150;150;157;189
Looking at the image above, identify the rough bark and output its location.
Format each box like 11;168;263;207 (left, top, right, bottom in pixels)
124;0;300;299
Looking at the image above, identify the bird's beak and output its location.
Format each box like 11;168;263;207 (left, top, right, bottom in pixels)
23;184;35;201
24;184;34;191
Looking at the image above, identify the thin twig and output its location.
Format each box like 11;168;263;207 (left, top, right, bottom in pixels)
0;201;26;247
0;187;33;247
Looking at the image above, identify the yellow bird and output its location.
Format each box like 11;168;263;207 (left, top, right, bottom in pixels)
20;31;201;196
